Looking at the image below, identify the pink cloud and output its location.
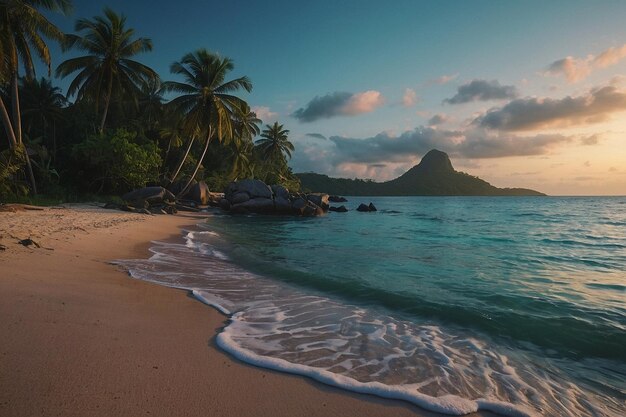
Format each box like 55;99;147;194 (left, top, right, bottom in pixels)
546;44;626;83
342;90;385;115
402;88;418;107
252;106;278;122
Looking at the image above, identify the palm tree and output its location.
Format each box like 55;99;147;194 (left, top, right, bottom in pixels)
0;0;70;193
234;105;261;145
255;122;294;162
56;7;158;132
20;77;67;160
162;49;252;196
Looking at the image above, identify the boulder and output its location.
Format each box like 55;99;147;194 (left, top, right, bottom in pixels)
274;196;292;213
231;192;250;204
207;192;224;207
184;181;210;205
329;195;348;203
122;186;175;207
234;197;275;214
306;193;329;212
271;184;290;200
329;205;348;212
225;179;272;200
356;202;377;212
219;198;231;211
291;197;307;211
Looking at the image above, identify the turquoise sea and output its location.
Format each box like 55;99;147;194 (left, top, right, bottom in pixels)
119;197;626;416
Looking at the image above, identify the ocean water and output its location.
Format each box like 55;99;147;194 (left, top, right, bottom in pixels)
117;197;626;416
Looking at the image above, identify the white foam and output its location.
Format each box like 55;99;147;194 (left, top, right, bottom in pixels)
112;224;624;417
216;324;534;417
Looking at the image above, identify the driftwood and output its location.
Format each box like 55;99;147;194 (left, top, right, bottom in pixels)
0;203;45;212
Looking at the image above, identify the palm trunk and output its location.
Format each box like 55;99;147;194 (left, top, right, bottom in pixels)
168;136;195;186
11;72;37;195
99;73;113;133
177;127;211;198
52;120;57;162
11;73;22;144
0;96;18;146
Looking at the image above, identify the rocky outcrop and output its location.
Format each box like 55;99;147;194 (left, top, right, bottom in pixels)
119;186;178;214
329;195;348;202
356;202;377;212
329;205;348;212
221;180;328;216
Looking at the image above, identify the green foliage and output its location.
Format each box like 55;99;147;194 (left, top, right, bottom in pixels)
0;144;28;198
72;128;161;193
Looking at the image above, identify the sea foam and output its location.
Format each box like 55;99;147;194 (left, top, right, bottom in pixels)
114;223;624;417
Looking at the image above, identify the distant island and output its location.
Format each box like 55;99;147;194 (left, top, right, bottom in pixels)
297;149;545;196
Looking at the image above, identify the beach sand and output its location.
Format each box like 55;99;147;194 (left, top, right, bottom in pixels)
0;205;495;417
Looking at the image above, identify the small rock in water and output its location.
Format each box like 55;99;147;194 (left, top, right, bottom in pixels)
329;205;348;212
356;202;377;212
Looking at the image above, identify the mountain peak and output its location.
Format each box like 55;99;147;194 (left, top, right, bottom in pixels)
414;149;454;174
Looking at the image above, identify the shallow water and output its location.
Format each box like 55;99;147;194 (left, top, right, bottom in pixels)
117;196;626;416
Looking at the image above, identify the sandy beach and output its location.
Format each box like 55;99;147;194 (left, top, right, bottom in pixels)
0;206;496;417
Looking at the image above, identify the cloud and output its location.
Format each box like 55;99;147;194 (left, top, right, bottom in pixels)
252;106;278;122
292;90;384;122
580;134;601;146
402;88;418;107
545;44;626;83
545;57;592;83
297;126;571;167
444;79;518;104
475;85;626;131
291;125;582;180
428;113;449;126
434;73;459;84
305;133;327;140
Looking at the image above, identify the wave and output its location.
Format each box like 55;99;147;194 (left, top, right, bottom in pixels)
114;228;625;417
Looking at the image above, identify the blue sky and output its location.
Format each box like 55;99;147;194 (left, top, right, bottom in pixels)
42;1;626;194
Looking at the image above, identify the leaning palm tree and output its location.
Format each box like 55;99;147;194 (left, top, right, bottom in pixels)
255;122;294;162
0;0;70;194
56;7;158;132
162;49;252;196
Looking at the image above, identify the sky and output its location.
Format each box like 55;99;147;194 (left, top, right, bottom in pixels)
41;0;626;195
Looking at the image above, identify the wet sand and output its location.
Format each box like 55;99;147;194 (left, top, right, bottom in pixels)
0;205;494;417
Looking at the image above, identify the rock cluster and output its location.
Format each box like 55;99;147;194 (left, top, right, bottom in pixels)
118;186;178;214
220;179;329;216
329;195;348;203
356;202;377;212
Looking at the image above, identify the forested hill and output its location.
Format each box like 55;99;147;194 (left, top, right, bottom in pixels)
296;150;545;196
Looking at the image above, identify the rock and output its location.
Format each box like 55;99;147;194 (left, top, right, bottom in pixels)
306;193;329;211
329;195;348;203
231;192;250;204
271;184;289;200
225;179;272;200
329;205;348;212
234;197;275;214
122;186;175;207
274;196;292;213
357;202;377;212
207;192;224;206
219;198;231;211
184;181;210;205
292;197;307;211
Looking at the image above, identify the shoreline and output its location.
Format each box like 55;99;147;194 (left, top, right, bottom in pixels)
0;206;495;417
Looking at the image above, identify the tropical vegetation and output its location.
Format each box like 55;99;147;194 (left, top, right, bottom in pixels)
0;2;300;202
